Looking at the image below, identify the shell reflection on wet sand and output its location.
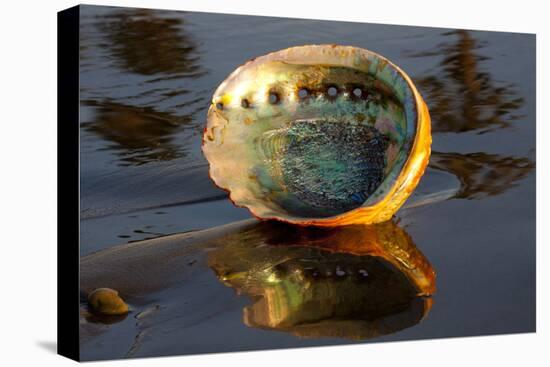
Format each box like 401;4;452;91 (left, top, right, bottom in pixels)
203;45;431;226
79;218;435;353
207;220;435;339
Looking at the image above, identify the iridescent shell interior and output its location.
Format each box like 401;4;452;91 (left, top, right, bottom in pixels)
203;45;430;225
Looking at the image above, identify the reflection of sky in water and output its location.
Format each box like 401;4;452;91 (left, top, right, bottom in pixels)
78;6;535;358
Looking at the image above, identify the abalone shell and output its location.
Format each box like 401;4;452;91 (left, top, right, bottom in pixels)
202;45;431;225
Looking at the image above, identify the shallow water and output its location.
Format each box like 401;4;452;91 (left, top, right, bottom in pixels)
78;5;536;360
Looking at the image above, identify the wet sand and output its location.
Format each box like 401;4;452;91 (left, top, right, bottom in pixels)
80;215;436;359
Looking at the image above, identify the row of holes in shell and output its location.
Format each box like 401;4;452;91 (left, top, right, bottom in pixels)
216;84;374;111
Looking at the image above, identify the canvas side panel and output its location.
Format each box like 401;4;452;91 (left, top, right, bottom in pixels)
57;5;80;362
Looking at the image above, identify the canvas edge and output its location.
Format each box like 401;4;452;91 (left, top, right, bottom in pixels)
57;4;80;362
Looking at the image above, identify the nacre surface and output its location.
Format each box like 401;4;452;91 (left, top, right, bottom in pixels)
203;45;431;225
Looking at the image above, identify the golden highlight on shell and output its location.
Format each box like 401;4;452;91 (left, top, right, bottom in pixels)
202;45;431;226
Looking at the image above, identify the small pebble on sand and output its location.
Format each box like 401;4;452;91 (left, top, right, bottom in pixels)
87;288;129;315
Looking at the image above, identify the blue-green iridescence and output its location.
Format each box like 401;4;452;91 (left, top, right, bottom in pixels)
279;120;389;217
208;54;417;220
